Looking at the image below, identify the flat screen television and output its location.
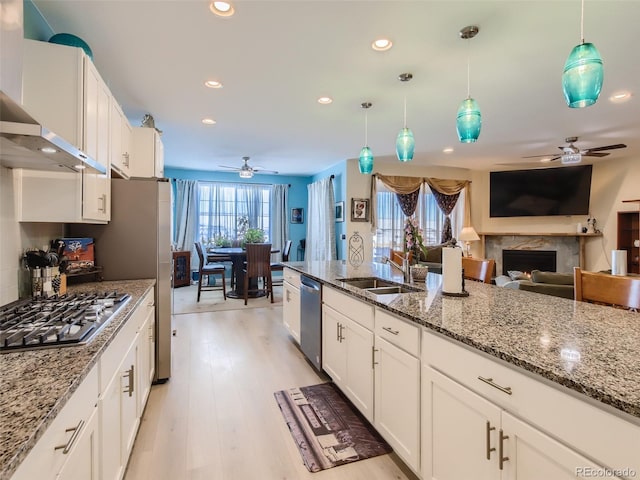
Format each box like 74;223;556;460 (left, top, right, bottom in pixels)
489;165;592;217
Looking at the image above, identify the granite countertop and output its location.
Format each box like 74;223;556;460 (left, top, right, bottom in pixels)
0;279;155;480
284;260;640;422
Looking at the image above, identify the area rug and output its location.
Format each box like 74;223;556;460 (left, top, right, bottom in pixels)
172;284;282;314
274;382;392;473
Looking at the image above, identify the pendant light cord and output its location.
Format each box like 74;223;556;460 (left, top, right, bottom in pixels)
580;0;585;43
403;95;407;128
364;111;368;146
466;38;471;98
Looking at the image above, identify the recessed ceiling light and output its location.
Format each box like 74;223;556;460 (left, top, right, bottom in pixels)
74;164;86;170
609;91;632;103
202;118;216;125
205;80;223;89
209;1;234;17
443;147;454;153
371;38;393;51
40;146;57;154
317;96;333;105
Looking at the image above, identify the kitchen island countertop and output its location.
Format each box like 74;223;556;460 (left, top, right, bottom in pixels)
283;260;640;422
0;279;155;480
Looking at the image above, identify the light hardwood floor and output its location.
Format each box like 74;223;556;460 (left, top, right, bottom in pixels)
124;304;416;480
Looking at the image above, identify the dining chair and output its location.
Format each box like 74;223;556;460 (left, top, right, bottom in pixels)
194;242;227;302
574;267;640;310
243;243;274;305
271;240;293;287
462;257;495;284
207;250;235;289
390;249;413;265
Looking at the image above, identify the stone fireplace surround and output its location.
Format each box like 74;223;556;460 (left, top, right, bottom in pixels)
480;233;598;276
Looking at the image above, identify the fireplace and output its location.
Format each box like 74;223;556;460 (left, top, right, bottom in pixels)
502;250;557;275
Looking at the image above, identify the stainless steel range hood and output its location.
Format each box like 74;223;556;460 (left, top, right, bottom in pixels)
0;91;106;174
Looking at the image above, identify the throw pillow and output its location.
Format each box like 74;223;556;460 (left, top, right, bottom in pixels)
507;270;530;281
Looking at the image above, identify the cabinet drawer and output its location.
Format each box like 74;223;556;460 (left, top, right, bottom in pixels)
283;267;301;288
11;365;99;480
375;309;419;356
323;286;374;330
99;289;154;390
423;330;640;476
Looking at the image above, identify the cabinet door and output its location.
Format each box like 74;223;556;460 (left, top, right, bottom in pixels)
374;336;421;472
501;412;619;480
137;307;155;414
120;341;140;462
422;367;500;480
282;282;300;343
343;318;374;422
110;100;132;179
100;368;125;480
56;406;99;480
321;305;347;386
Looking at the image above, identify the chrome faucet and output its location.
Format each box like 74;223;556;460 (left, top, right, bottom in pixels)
382;255;411;282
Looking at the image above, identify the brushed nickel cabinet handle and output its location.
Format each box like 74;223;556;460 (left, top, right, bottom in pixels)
123;152;130;167
372;347;379;368
54;419;85;454
123;364;135;397
382;326;399;335
499;429;509;470
478;376;513;395
486;421;496;460
339;323;345;342
336;322;340;342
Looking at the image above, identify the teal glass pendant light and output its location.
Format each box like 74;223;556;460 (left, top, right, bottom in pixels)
562;0;603;108
358;102;373;174
456;25;481;143
396;73;415;162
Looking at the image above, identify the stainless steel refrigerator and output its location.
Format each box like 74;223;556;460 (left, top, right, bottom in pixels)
68;178;172;382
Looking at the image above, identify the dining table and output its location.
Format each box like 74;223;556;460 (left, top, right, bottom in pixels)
208;247;280;299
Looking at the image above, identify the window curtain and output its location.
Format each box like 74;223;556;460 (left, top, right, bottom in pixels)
370;174;423;231
373;180;407;262
306;177;336;261
172;179;199;270
270;184;289;260
424;178;470;243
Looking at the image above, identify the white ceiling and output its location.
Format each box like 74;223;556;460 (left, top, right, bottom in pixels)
32;1;640;177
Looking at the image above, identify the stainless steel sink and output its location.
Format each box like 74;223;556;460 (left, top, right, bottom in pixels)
338;277;421;294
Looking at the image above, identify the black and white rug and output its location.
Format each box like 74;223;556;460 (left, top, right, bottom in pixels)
274;382;392;473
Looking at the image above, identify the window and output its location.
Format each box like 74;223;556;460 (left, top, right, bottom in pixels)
373;182;464;262
197;182;271;244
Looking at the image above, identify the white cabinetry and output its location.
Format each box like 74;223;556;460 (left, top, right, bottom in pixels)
422;330;639;480
21;39;111;223
322;287;374;422
373;309;420;473
131;127;164;178
11;366;99;480
110;101;132;179
282;268;301;343
99;288;154;480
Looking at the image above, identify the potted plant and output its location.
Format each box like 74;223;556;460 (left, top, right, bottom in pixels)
243;228;265;246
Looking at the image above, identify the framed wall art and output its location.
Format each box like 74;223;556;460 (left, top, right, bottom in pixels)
335;201;344;222
291;207;304;224
351;198;369;222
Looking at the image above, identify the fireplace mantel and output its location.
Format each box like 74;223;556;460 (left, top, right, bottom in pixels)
479;232;602;270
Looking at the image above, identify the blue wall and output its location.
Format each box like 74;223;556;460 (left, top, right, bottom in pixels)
165;167;311;261
312;161;347;260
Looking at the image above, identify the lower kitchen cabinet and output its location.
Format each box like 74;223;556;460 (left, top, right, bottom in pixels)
374;310;421;473
11;366;99;480
322;287;375;422
282;267;301;343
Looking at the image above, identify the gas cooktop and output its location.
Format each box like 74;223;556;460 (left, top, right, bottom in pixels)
0;292;131;353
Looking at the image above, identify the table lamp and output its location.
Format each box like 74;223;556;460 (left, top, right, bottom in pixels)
459;226;480;257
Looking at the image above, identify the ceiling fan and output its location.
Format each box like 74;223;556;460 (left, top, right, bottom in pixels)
521;137;627;165
218;156;279;178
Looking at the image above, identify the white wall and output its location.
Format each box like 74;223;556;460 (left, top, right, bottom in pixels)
470;157;640;271
0;167;64;303
345;158;472;262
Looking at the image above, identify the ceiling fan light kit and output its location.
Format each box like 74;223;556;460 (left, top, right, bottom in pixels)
396;73;415;162
457;25;482;143
358;102;374;175
562;0;603;108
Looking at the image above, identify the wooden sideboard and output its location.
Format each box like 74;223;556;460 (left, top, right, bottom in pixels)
172;251;191;288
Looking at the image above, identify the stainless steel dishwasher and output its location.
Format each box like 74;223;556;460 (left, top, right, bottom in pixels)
299;275;322;370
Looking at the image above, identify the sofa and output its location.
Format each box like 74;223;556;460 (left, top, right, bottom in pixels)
416;242;456;274
496;269;574;299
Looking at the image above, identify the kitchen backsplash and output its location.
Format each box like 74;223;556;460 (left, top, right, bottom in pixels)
0;167;64;303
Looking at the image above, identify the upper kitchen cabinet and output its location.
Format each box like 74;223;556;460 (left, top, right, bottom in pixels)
110;101;132;179
131;127;164;178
